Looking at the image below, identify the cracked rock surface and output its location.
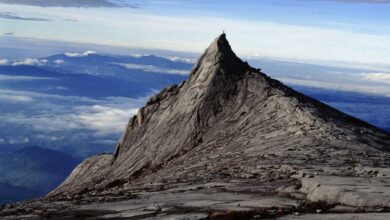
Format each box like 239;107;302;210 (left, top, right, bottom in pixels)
1;34;390;219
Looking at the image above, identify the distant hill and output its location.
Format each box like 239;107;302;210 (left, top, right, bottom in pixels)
0;182;43;204
43;53;193;75
0;146;80;204
0;60;188;98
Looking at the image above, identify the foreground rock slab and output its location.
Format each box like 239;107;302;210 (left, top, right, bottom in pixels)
300;176;390;208
2;176;390;219
279;213;390;220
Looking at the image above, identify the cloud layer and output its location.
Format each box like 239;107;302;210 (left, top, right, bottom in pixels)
116;63;189;75
0;75;53;81
0;89;147;137
361;72;390;84
64;51;97;57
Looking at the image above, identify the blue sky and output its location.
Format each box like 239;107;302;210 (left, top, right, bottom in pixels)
1;0;390;66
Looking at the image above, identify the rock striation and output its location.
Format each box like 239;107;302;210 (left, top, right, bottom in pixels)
2;34;390;219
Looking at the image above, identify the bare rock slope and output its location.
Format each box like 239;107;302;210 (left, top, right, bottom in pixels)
2;34;390;219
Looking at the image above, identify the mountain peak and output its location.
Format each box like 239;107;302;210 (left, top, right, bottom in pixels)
50;34;390;198
205;33;233;56
188;33;250;86
194;34;240;66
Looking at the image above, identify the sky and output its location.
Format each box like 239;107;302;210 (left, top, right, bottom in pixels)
0;0;389;155
1;0;390;67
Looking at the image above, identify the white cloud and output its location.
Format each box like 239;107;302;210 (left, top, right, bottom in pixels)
4;104;139;136
0;138;4;144
35;134;64;141
74;105;139;136
64;50;97;57
0;88;101;103
12;58;43;66
9;136;30;144
53;59;65;64
168;56;195;63
362;72;390;84
115;63;189;75
0;74;53;81
0;94;33;102
130;54;143;58
0;59;8;65
55;86;67;90
278;77;390;97
0;89;148;136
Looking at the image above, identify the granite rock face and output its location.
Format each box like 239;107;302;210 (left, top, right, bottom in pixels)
3;34;390;219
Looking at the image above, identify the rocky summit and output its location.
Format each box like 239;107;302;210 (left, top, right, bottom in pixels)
2;34;390;220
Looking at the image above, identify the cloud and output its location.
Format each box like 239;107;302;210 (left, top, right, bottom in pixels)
8;136;30;144
0;94;34;102
0;89;148;136
0;11;51;21
53;59;65;65
2;103;140;136
115;63;189;75
0;59;8;65
168;56;195;63
35;134;64;141
0;0;139;8
0;88;103;103
3;32;13;35
277;77;390;97
64;51;97;57
0;75;53;81
11;58;46;66
362;73;390;84
74;105;139;136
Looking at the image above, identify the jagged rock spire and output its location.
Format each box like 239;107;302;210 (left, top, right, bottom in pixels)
195;33;238;63
186;33;251;97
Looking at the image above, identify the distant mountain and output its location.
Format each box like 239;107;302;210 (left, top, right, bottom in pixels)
0;182;43;204
43;53;193;75
0;54;189;98
0;146;80;204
